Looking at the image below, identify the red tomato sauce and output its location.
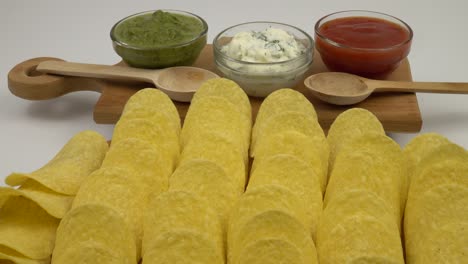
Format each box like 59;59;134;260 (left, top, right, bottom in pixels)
315;16;412;77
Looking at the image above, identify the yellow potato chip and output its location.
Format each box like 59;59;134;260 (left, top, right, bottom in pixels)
406;222;468;264
52;241;121;264
112;118;179;167
327;108;385;167
121;107;180;136
181;96;249;153
248;154;322;236
142;230;224;264
403;132;452;173
252;88;317;149
5;130;108;195
142;190;222;256
327;133;405;221
192;77;251;127
53;204;136;264
122;88;181;132
252;111;325;158
252;130;329;190
169;159;241;223
318;190;398;246
0;245;49;264
179;134;246;191
228;184;309;247
229;210;317;264
102;138;170;193
72;167;146;253
234;238;308;264
0;180;73;219
317;214;404;264
0;196;60;260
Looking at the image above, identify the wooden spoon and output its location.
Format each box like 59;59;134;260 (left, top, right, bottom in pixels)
304;72;468;105
36;61;219;102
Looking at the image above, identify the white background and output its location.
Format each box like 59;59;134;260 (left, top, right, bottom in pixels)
1;0;467;185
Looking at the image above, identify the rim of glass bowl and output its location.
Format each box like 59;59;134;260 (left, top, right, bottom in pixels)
110;9;208;50
213;21;314;72
314;10;413;52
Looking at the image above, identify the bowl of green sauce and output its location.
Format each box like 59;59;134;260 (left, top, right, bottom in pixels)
111;10;208;69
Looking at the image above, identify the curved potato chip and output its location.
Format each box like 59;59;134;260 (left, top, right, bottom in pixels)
53;204;136;263
252;111;325;158
319;189;398;245
0;180;73;219
228;184;309;247
5;130;108;195
234;238;308;264
121;107;180;136
192;78;251;127
143;190;222;256
0;196;60;260
248;154;322;236
181;96;249;153
112;118;179;167
229;210;317;264
122;88;181;132
102;138;170;193
317;214;404;264
179;134;246;191
52;241;122;264
327;108;384;167
142;230;224;264
403;132;452;171
0;245;49;264
169;159;241;223
252;130;329;189
252;88;317;149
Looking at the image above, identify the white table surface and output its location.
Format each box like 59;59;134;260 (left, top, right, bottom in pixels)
1;0;467;185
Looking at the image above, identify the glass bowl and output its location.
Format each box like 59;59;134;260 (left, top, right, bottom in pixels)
213;22;314;97
315;10;413;77
110;10;208;69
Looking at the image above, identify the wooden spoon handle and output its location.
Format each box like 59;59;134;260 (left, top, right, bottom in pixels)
372;80;468;94
37;61;157;84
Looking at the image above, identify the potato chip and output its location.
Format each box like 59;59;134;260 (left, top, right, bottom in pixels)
53;204;136;264
252;111;325;158
142;230;224;264
229;210;317;264
142;190;222;256
52;241;121;264
121;107;180;136
5;130;108;195
327;108;385;167
0;180;73;219
234;238;307;264
102;138;170;193
112;118;179;167
318;189;398;246
317;214;404;264
72;167;146;252
0;196;60;260
169;159;241;223
248;154;322;236
252;130;329;190
327;134;405;222
0;245;49;264
181;96;249;154
122;88;181;132
179;134;246;191
252;88;317;149
192;78;251;128
403;132;452;173
406;222;468;264
228;184;309;247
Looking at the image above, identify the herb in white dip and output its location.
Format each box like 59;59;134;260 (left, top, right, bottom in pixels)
221;27;306;63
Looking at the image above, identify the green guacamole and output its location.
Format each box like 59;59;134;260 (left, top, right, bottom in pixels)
111;10;207;68
114;10;205;48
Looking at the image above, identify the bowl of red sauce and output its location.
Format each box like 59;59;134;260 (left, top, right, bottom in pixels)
315;10;413;77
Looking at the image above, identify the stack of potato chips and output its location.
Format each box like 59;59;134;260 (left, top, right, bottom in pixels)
403;133;468;263
228;89;326;264
0;131;108;264
317;108;406;263
142;78;251;263
53;89;180;264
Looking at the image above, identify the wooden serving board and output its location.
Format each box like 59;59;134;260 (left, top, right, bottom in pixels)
8;45;422;132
